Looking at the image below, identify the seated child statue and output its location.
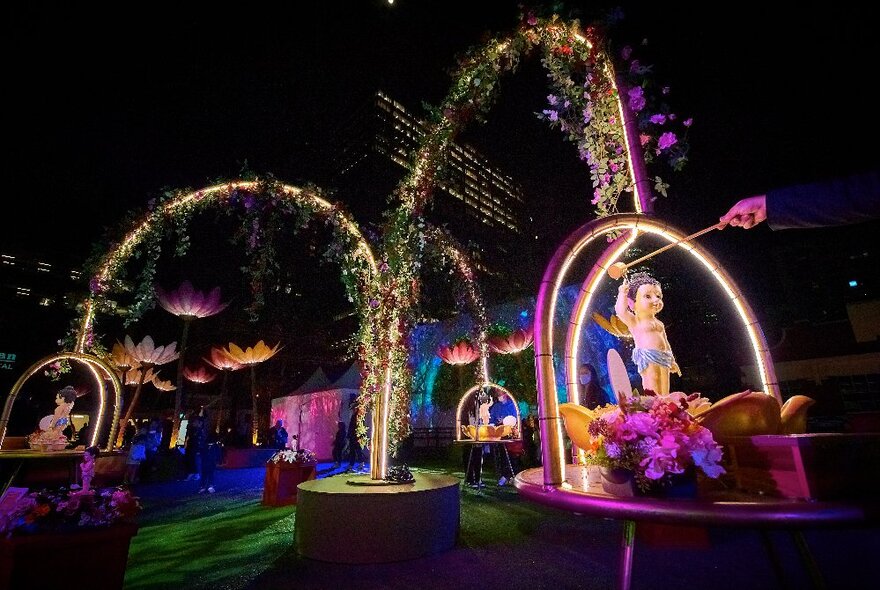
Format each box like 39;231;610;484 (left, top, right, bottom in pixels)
29;385;78;448
615;272;681;395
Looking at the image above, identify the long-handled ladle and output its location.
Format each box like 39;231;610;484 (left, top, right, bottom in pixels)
607;222;723;279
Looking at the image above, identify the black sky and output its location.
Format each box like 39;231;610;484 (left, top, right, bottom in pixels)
4;1;878;267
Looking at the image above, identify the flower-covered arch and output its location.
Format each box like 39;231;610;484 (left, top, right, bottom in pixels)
74;179;381;450
371;14;675;471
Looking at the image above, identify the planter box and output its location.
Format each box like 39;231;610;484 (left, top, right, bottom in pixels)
262;462;317;506
1;523;138;590
719;433;880;500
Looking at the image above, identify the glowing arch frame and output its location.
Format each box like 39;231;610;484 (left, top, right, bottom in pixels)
534;213;780;486
454;382;522;442
0;352;123;452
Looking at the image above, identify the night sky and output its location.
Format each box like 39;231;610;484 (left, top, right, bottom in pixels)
4;1;878;285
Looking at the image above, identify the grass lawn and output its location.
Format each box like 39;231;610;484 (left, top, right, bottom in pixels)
123;455;879;589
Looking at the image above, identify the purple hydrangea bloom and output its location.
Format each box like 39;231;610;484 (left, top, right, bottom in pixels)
657;132;678;151
627;86;646;112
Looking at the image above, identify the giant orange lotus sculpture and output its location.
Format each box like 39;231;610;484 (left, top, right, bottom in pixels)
221;340;282;444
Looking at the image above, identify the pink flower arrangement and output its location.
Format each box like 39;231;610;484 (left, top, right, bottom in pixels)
584;391;724;490
0;486;140;536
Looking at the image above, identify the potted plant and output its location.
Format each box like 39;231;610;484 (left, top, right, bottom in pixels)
1;486;141;590
262;449;317;506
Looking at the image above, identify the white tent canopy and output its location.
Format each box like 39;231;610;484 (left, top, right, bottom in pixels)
270;364;362;460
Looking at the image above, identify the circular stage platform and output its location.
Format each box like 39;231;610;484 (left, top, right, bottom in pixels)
295;472;460;563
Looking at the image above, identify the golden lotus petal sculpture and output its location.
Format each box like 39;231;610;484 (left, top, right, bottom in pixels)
779;395;816;435
460;424;512;441
558;402;596;452
696;391;815;437
696;391;780;437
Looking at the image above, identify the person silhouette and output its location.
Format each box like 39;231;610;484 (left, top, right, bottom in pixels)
345;417;365;472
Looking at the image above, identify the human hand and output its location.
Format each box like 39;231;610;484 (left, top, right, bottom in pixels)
671;361;681;376
719;195;767;229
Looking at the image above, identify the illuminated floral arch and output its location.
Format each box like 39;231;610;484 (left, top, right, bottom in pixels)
371;14;674;471
73;179;381;450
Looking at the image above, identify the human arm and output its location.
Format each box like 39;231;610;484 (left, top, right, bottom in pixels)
720;170;880;230
614;280;635;329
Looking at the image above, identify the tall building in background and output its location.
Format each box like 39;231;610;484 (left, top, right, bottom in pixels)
0;251;84;391
323;91;534;297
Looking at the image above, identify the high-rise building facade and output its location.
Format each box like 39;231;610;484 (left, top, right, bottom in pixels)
324;91;533;295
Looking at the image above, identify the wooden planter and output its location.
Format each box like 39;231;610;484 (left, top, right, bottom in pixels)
1;523;138;590
262;461;317;506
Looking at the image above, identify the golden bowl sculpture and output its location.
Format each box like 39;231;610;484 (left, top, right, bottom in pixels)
460;424;512;440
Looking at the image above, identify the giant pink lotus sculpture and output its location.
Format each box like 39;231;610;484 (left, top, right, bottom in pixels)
221;341;282;444
438;340;481;400
437;341;480;365
116;335;179;447
183;365;217;384
487;327;533;355
155;281;229;320
155;281;228;447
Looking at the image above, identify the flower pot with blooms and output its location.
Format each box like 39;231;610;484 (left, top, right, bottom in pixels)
0;487;141;590
263;449;318;506
563;391;724;496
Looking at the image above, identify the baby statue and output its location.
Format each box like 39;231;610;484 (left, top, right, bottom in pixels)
615;272;681;395
79;446;99;492
29;385;78;450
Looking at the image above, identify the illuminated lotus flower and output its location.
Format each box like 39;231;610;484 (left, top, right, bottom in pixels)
151;374;177;391
183;365;217;384
121;367;157;386
204;347;244;372
487;327;534;355
438;341;480;365
220;340;282;445
108;341;138;370
203;347;243;435
124;335;179;367
115;336;178;449
222;340;282;366
155;281;229;320
155;281;227;448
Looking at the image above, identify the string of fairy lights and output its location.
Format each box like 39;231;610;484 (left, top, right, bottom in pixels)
61;14;691;474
